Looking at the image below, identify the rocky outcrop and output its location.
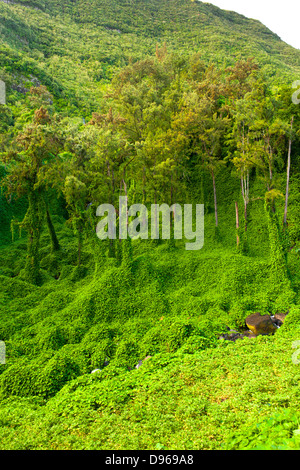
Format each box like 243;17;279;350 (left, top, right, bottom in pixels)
219;328;257;342
245;313;278;336
219;312;288;342
272;313;287;327
219;330;245;341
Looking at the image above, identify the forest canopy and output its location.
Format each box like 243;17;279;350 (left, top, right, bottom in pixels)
1;0;300;452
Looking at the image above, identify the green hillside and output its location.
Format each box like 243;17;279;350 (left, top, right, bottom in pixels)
1;0;300;452
1;0;300;116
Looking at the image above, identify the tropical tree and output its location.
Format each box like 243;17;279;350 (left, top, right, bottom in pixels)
1;104;62;284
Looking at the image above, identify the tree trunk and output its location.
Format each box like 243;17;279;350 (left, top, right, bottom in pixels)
24;191;43;285
235;201;240;248
284;116;294;226
77;226;83;266
153;189;159;241
142;166;146;205
211;170;218;227
46;208;60;252
241;170;249;231
269;149;273;185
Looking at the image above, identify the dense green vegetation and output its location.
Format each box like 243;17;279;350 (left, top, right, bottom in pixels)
1;0;300;451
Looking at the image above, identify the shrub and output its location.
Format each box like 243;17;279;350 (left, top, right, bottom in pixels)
112;340;141;369
164;320;194;353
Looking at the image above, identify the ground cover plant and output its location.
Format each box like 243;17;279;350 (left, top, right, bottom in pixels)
1;0;300;451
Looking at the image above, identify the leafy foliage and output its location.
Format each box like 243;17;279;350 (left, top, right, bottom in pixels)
0;0;300;452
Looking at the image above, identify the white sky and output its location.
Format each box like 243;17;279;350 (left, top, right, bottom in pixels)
204;1;300;50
